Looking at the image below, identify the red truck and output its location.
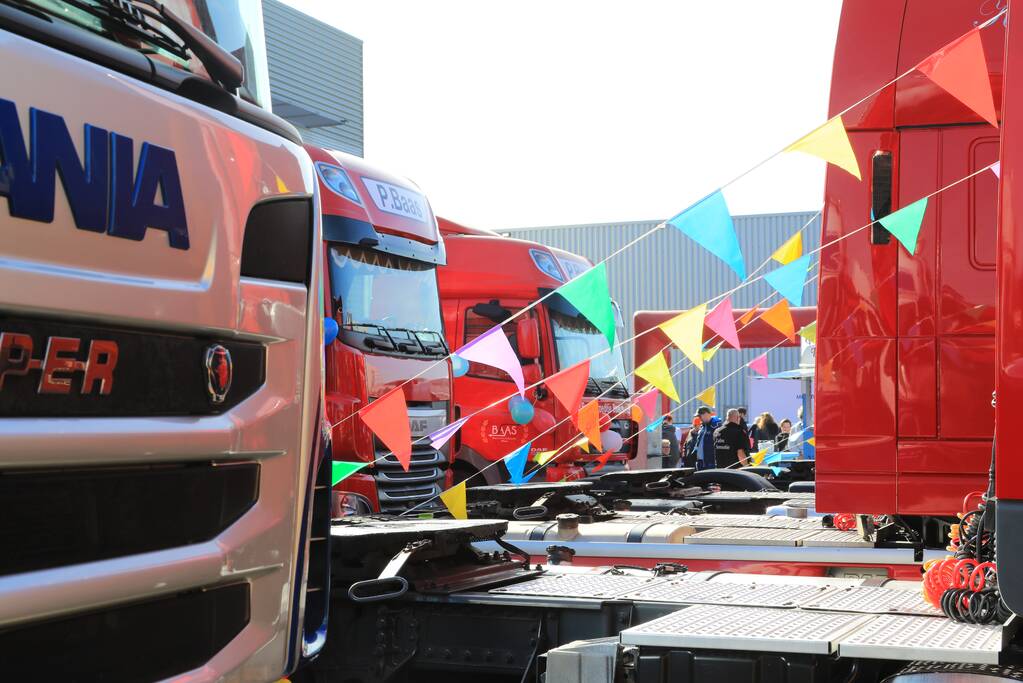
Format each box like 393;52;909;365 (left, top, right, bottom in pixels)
309;146;454;513
437;218;637;484
814;0;1003;519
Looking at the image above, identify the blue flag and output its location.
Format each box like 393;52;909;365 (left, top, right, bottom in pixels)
645;415;667;433
763;254;811;306
505;441;538;485
668;190;746;280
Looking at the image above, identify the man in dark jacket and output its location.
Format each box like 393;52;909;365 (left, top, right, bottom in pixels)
694;407;721;469
661;414;680;467
714;408;751;469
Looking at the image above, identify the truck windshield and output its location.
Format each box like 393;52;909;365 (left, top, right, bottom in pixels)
329;245;445;345
550;309;627;388
13;0;271;107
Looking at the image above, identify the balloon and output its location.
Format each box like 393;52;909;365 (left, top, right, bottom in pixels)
451;354;469;378
324;317;339;346
600;429;623;453
508;395;534;425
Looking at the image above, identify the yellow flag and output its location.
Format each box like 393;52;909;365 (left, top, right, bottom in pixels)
751;449;768;466
798;321;818;344
534;450;557;465
807;437;816;447
440;481;467;520
695;385;716;408
635;353;681;402
784;116;861;180
771;232;803;265
659;304;707;371
275;175;290;194
702;342;723;362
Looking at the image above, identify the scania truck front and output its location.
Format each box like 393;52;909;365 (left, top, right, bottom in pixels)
0;1;325;679
310;146;453;514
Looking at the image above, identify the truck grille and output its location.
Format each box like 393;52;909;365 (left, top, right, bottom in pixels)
373;445;446;513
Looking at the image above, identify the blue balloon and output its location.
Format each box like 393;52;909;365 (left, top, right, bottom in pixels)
508;395;534;425
324;317;339;346
451;354;469;378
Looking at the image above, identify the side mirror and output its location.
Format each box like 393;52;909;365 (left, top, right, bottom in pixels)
516;317;541;360
522;363;543;386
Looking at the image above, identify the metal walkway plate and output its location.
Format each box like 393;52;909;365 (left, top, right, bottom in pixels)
621;579;838;609
837;614;1007;664
489;572;671;599
800;529;874;547
684;527;821;546
621;604;871;655
801;586;943;616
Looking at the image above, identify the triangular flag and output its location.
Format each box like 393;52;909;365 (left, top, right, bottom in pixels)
555;263;616;348
635;388;660;420
992;161;1001;178
749;353;769;378
428;416;469;451
916;29;998;127
534;450;557;465
505;441;537;485
764;254;812;307
439;481;467;520
331;461;368;487
705;298;741;350
591;451;613;474
751;449;768;466
807;437;816;447
645;415;666;432
695;386;716;408
761;300;796;342
784;116;861;180
737;306;759;327
668;191;746;280
546;360;590;415
456;327;525;397
798;321;817;344
359;388;412;471
659;304;707;371
703;343;723;362
879;197;928;254
577;400;603;451
634;353;680;402
771;232;803;265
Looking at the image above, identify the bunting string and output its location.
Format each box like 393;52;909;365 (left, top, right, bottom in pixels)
326;11;1004;434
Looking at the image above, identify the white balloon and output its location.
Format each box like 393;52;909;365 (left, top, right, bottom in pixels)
600;429;623;453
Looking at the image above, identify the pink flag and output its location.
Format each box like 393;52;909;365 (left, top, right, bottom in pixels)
992;161;1001;178
428;416;469;450
455;326;525;397
705;297;741;350
635;388;660;420
749;354;769;378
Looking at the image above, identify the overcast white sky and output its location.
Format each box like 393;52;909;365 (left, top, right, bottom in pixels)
280;1;843;230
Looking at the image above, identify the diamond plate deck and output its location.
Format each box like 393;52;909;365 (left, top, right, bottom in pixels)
489;572;671;598
800;529;874;548
620;604;871;654
684;527;822;546
837;614;1007;664
800;586;944;616
620;579;838;608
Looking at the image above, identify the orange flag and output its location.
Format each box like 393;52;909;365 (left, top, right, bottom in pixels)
738;306;759;327
359;388;412;471
591;451;613;474
762;300;796;342
916;29;998;128
577;400;603;451
545;360;590;415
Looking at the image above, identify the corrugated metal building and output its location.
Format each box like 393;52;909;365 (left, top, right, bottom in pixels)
262;0;364;155
504;211;820;412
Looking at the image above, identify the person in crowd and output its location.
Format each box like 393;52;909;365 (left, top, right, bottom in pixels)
694;406;721;469
660;439;672;465
749;412;781;450
661;414;680;467
776;418;793;451
682;415;700;468
737;407;750;445
714;408;750;469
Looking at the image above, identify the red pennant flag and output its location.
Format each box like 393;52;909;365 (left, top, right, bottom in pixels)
591;451;613;474
577;400;603;451
916;29;998;127
359;388;412;471
546;360;590;415
705;297;741;350
761;300;796;342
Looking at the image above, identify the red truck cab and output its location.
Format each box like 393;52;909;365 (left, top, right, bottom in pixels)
816;1;1003;516
309;146;453;513
437;218;636;484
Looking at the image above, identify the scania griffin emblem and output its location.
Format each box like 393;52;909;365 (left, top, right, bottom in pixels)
204;344;232;405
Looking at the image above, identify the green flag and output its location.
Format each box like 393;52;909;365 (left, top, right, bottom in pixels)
879;197;928;255
555;262;616;348
331;460;368;487
798;321;817;344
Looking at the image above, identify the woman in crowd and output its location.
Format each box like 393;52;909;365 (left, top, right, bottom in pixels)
749;412;781;450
